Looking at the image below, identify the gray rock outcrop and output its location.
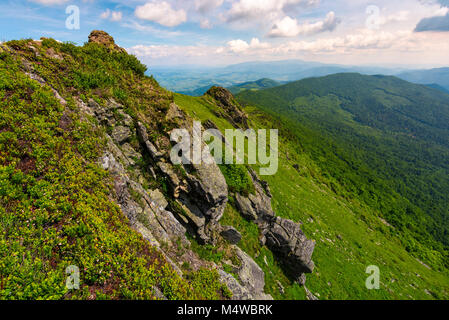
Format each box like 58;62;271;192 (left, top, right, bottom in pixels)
220;226;242;245
234;169;315;285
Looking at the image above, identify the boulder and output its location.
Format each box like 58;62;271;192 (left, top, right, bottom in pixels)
111;125;132;144
218;270;252;300
88;30;126;53
233;247;267;298
235;193;258;221
220;226;242;244
149;189;168;210
234;167;315;285
137;122;164;160
205;87;249;129
263;216;315;278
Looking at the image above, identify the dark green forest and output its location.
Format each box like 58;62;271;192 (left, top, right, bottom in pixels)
237;73;449;269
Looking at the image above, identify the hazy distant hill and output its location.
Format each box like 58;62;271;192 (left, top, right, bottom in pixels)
228;78;283;95
398;68;449;91
426;83;449;94
150;60;402;95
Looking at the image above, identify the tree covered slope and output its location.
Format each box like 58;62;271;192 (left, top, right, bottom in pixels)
228;78;282;95
237;73;449;269
174;89;449;300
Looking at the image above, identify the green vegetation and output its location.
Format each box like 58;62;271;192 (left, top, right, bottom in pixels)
237;74;449;269
0;38;226;300
228;78;282;95
219;164;255;196
174;81;449;300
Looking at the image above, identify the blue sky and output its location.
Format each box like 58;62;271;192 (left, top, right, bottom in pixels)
1;0;449;67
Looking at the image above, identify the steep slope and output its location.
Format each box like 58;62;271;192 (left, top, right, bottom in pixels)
174;89;449;300
0;31;318;301
237;74;449;269
0;32;264;300
0;32;240;300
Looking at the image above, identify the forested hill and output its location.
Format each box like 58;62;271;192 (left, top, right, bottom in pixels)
237;73;449;267
228;78;282;95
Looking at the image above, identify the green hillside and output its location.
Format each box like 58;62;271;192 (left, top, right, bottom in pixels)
237;74;449;269
228;78;282;95
0;35;230;300
174;91;449;300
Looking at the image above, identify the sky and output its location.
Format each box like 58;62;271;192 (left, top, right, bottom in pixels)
1;0;449;68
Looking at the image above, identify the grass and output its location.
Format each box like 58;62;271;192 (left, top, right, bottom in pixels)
174;92;449;300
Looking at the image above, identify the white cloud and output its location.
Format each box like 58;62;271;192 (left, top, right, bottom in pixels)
434;6;449;16
135;1;187;27
227;0;320;22
200;19;212;29
378;11;410;25
29;0;69;5
274;29;413;54
195;0;224;14
227;38;270;53
127;44;217;60
111;11;123;22
100;9;123;22
269;11;341;37
100;9;111;20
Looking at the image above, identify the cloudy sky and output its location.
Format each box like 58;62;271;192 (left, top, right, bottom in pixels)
1;0;449;67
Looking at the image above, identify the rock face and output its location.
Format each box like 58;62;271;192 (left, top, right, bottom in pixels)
88;30;125;53
218;247;272;300
7;31;282;301
235;169;315;285
220;226;242;245
136;112;228;244
205;87;249;129
262;216;315;276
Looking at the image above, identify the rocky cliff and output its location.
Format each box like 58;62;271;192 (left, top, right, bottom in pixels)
0;31;315;300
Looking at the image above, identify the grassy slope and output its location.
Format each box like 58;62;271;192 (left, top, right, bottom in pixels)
174;93;449;300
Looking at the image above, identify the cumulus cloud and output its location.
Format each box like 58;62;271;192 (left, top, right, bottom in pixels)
268;11;341;37
100;9;123;22
111;11;123;22
415;14;449;31
226;0;320;23
195;0;224;14
135;1;187;27
29;0;69;5
100;9;110;20
200;19;212;29
272;29;415;54
415;0;449;31
226;38;270;53
378;11;410;25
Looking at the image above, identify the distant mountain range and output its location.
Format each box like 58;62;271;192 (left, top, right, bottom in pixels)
397;68;449;91
227;78;284;95
150;61;449;96
149;60;404;96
